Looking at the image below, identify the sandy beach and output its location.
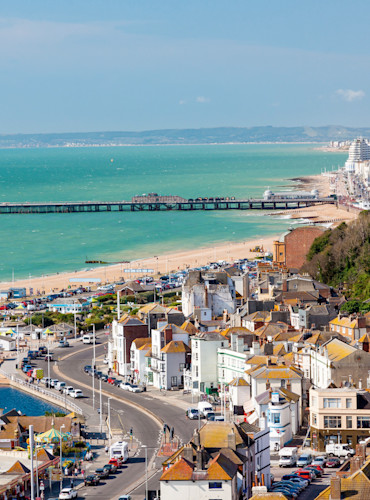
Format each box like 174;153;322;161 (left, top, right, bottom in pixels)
0;173;358;295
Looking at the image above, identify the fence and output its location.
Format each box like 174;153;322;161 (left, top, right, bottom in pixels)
0;367;83;414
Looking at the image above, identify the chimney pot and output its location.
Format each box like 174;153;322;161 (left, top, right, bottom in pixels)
330;476;341;500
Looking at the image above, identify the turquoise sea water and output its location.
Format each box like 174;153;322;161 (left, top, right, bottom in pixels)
0;387;62;415
0;144;345;281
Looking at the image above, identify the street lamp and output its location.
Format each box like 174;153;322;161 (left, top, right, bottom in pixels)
92;357;95;410
59;424;65;494
142;445;148;500
99;379;103;434
108;397;112;447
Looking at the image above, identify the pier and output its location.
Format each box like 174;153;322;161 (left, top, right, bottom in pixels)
0;195;336;214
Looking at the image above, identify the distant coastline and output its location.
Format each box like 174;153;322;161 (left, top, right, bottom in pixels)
0;124;368;149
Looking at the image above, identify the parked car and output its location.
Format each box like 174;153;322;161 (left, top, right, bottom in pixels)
281;476;308;489
95;467;109;479
304;466;322;477
325;443;355;458
113;379;122;386
108;458;120;469
50;379;59;388
118;496;132;500
120;382;132;391
70;389;83;398
84;365;92;373
101;374;108;382
108;377;117;384
102;464;113;475
294;470;313;482
58;488;78;499
325;457;341;468
45;354;53;362
41;377;51;385
129;385;144;393
59;340;70;347
55;381;66;391
63;386;75;396
312;456;326;467
105;461;117;473
84;474;100;486
297;454;312;467
186;408;200;420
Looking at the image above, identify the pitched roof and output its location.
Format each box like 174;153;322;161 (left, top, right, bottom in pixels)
118;315;145;326
358;333;370;343
250;493;289;499
323;338;357;362
131;337;151;349
160;457;195;481
330;316;360;328
250;365;303;380
221;326;254;338
180;320;199;335
197;422;250;450
246;355;278;366
207;452;238;480
6;460;30;474
229;377;250;387
254;323;287;338
161;340;190;354
244;311;271;323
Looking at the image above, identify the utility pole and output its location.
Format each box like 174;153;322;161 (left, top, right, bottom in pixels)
99;379;103;435
29;425;35;500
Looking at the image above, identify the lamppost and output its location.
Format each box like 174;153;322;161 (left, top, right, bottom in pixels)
108;397;112;447
142;445;148;500
92;357;95;410
99;379;103;435
59;424;65;494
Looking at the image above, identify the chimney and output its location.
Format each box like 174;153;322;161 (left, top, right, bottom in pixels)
356;444;366;461
359;379;363;390
182;443;193;463
223;309;228;323
266;379;270;390
350;456;363;475
196;446;204;470
252;341;261;355
282;280;287;292
164;325;173;344
330;476;341;500
227;428;236;450
287;380;291;391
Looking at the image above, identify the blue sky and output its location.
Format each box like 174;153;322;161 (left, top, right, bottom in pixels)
1;0;370;133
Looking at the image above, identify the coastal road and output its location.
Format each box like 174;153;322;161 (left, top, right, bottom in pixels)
36;334;197;499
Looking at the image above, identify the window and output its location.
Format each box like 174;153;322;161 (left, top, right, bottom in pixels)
324;416;341;428
346;398;352;409
312;413;317;425
357;417;370;429
311;396;317;408
272;413;280;424
195;352;198;361
346;416;352;428
179;363;185;371
323;398;341;409
195;366;199;377
281;380;286;388
209;482;222;489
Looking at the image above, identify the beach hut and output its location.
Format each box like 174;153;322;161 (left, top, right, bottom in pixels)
5;328;16;336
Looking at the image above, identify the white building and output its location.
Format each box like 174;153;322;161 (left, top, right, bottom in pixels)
345;138;370;173
239;418;271;488
191;332;227;394
0;335;16;351
46;298;89;314
182;270;236;318
150;323;190;389
130;338;151;385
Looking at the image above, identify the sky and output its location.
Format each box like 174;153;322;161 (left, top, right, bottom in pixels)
1;0;370;133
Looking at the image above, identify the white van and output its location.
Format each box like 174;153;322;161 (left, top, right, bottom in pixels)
326;443;355;458
279;447;298;467
82;334;93;344
198;401;213;417
110;441;129;462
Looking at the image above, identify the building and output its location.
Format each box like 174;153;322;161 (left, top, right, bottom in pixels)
310;338;370;389
137;303;185;328
150;323;190;389
46;297;90;314
130;337;151;384
182;270;237;318
160;421;259;499
0;335;16;351
273;226;327;269
329;315;367;341
310;387;370;451
109;314;148;376
191;332;227;394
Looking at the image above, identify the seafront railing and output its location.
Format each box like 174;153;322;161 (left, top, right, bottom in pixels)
0;367;83;414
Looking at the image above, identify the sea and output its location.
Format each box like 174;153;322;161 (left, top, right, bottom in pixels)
0;387;63;415
0;144;346;282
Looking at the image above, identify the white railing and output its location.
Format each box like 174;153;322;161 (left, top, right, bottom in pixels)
0;367;83;414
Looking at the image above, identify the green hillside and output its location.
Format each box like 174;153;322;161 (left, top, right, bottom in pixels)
302;211;370;301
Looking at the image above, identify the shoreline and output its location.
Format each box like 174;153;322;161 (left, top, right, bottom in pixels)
1;172;358;294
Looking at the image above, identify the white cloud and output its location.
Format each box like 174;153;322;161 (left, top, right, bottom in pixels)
196;96;210;103
179;99;186;105
335;89;365;102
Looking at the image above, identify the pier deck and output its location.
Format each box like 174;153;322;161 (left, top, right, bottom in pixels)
0;197;335;214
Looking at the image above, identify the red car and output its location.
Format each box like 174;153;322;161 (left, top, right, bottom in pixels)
108;458;120;468
326;457;341;468
0;305;8;310
295;470;313;482
107;377;116;384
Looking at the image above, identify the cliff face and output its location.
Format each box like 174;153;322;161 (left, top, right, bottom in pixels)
301;211;370;301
